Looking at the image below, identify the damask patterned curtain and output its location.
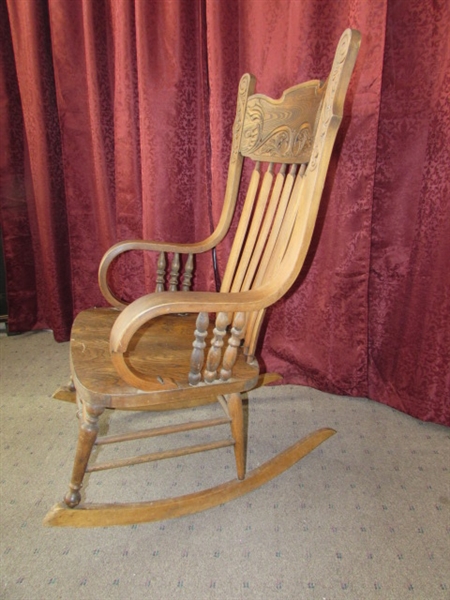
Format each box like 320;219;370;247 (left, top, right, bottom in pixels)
0;0;448;424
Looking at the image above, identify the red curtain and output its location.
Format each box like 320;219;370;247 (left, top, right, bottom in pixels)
0;0;448;425
368;0;450;424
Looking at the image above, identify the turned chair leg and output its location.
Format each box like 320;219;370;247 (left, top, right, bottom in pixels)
227;393;246;480
64;400;104;508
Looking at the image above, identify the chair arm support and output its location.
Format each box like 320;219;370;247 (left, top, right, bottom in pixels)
99;240;215;308
110;289;275;355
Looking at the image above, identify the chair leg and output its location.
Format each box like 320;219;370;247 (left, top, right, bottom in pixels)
227;393;246;480
64;400;104;508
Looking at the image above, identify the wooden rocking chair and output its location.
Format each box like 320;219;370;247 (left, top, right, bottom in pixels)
45;29;361;527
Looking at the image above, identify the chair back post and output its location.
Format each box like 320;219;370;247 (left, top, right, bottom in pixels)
202;74;257;251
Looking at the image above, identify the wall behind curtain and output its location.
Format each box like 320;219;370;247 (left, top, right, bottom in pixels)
0;0;448;425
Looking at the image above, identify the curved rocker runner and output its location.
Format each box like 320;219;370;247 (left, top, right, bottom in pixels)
44;428;335;527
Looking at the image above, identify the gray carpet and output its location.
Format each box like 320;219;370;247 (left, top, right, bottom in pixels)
1;329;449;599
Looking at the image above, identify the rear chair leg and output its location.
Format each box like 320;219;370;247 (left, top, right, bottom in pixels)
227;393;246;480
64;400;104;508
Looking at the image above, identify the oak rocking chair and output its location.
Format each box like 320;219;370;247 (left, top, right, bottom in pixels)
45;29;361;527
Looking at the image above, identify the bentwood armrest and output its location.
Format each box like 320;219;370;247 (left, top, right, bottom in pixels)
109;288;276;354
99;158;246;306
108;288;273;392
99;239;215;308
100;238;217;272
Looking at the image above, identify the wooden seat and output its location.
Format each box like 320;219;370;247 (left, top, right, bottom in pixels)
45;29;361;527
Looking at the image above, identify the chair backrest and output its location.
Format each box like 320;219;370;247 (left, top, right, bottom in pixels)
214;29;361;358
104;30;361;389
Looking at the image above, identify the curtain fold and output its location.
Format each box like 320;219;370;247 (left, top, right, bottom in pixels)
369;0;450;423
0;0;448;425
1;0;73;339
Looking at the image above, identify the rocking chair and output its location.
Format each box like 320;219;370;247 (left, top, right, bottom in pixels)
45;29;361;527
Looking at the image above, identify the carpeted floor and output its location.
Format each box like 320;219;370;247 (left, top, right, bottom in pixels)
1;329;449;599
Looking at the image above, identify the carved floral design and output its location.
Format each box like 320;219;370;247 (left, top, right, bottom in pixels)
241;98;313;160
